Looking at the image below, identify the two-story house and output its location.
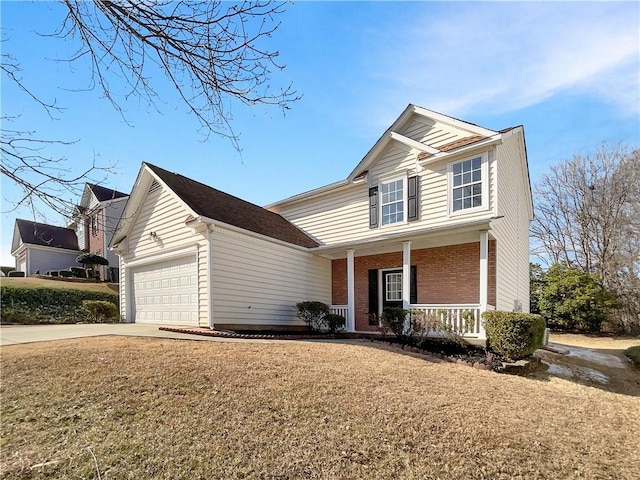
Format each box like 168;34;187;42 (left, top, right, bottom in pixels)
68;183;129;281
111;105;532;338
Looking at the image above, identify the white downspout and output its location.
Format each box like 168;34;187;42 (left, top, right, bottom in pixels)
206;225;215;329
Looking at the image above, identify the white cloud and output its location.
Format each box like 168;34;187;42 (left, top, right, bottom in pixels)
356;2;640;127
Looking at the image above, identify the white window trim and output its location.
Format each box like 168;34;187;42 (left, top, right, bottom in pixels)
385;272;403;301
447;152;489;217
378;174;408;228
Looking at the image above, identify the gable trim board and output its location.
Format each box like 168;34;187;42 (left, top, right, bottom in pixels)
113;104;532;332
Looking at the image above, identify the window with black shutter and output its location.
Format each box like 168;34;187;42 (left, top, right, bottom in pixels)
407;175;419;221
368;186;379;228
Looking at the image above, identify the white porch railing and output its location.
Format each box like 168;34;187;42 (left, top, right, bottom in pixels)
331;303;494;338
408;304;495;338
330;304;349;324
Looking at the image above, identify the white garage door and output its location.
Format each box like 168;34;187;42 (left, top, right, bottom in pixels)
131;256;198;325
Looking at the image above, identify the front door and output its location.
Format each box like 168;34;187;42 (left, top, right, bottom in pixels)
382;269;403;310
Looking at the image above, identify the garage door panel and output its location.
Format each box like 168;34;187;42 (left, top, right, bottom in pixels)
131;255;198;326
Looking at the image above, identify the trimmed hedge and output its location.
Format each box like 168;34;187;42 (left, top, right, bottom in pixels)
624;346;640;368
82;300;119;323
296;301;330;332
0;285;119;324
482;310;546;361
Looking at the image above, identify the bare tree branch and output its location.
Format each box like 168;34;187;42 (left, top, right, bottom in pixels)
531;144;640;331
1;0;298;221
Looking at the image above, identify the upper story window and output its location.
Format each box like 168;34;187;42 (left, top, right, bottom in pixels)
448;153;488;215
369;175;419;228
91;214;99;236
381;179;404;225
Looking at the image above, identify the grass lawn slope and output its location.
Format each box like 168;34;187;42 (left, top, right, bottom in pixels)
0;276;118;295
2;337;639;479
1;277;119;324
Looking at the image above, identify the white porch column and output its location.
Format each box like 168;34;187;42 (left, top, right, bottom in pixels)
479;231;488;310
346;249;355;332
402;241;412;333
479;231;489;338
402;241;412;309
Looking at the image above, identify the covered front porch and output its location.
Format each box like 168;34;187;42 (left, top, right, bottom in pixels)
318;223;497;339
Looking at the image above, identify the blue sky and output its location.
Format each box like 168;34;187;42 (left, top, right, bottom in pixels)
1;1;639;267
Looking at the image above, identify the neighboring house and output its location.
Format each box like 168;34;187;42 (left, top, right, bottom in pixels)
10;219;81;275
68;183;129;282
111;104;532;338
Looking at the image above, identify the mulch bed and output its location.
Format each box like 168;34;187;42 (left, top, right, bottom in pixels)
160;327;509;372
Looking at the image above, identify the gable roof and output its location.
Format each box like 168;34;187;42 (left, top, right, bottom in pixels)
87;183;129;202
13;219;79;251
144;163;319;248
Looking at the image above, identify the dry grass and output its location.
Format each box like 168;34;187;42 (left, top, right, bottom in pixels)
0;277;118;295
2;337;639;479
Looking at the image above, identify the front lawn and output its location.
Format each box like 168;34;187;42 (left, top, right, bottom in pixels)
2;338;638;479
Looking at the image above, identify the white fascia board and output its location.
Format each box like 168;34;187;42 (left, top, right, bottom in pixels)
10;243;26;257
110;163;199;246
419;136;503;165
13;244;81;256
264;179;350;209
186;215;313;252
389;131;439;154
412;105;498;137
345;104;417;181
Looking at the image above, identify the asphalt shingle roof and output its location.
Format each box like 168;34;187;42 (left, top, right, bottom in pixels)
88;183;129;202
145;163;319;248
15;219;79;250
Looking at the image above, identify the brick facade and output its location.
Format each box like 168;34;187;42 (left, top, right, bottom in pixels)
331;241;496;331
88;210;106;280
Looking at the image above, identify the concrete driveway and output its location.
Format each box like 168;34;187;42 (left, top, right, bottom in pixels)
0;323;276;347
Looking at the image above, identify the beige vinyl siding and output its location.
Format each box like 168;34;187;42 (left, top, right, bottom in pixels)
211;226;331;326
491;133;531;312
120;184;209;326
403;117;475;149
273;146;496;246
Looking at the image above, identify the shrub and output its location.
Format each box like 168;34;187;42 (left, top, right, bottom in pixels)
324;313;345;333
0;285;119;324
482;310;546;361
82;300;119;323
624;346;640;368
70;267;87;278
537;264;614;332
295;301;330;332
380;307;408;338
8;271;25;277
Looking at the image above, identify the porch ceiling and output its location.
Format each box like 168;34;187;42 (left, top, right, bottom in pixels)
314;218;498;260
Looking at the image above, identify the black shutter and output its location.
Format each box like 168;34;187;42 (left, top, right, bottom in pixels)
410;265;417;304
368;269;378;324
407;175;419;221
369;186;379;228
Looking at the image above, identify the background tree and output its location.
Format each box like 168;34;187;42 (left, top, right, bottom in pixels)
536;264;614;333
531;144;640;332
2;1;297;219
